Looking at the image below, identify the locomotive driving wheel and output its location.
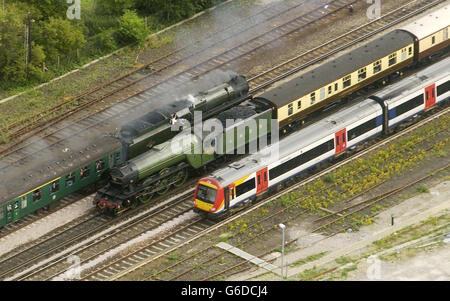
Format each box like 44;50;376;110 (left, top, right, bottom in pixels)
137;188;154;204
173;168;188;187
156;168;171;195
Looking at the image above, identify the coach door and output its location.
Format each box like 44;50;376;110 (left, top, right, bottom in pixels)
335;129;347;156
256;168;268;194
224;184;235;210
425;84;436;110
6;203;13;223
224;187;230;210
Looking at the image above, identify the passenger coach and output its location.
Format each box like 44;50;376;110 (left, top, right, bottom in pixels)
194;56;450;218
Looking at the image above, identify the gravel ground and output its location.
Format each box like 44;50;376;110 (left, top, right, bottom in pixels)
345;241;450;281
229;179;450;281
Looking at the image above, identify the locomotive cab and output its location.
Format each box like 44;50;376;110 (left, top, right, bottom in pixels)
193;178;223;216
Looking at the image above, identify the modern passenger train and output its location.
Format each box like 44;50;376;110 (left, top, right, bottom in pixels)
193;55;450;218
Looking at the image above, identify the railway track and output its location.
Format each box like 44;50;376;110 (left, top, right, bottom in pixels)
107;104;449;281
247;0;443;92
144;152;450;281
0;0;296;142
3;71;448;282
0;0;442;175
0;186;196;281
0;0;344;160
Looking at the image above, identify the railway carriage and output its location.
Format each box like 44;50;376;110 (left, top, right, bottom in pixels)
261;3;450;132
399;5;450;62
374;56;450;129
194;56;450;218
0;137;123;227
264;30;415;131
194;98;384;217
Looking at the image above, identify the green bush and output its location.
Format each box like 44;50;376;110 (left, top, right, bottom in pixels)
91;29;119;54
117;10;149;46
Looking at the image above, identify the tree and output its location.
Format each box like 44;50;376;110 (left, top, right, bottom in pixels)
16;0;67;20
96;0;134;16
0;5;27;83
0;4;47;84
39;17;86;59
28;43;46;80
134;0;218;23
117;10;149;46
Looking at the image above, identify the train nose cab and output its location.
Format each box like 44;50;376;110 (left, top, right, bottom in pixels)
193;178;223;216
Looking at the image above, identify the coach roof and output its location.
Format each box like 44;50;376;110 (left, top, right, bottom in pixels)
259;30;414;108
398;4;450;40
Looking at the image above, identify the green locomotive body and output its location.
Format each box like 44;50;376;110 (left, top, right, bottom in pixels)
94;99;274;214
119;74;250;160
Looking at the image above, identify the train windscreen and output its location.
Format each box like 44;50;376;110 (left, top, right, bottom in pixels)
196;185;217;204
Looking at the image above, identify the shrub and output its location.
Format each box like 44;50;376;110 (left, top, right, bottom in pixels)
117;10;149;46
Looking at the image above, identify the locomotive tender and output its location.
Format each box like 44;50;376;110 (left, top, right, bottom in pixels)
193;56;450;218
1;4;449;226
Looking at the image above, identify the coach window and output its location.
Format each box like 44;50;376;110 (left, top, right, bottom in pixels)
288;103;293;116
114;152;121;164
32;189;42;203
358;68;366;81
334;83;338;92
388;53;397;66
96;159;105;172
408;46;412;56
328;85;332;95
80;166;90;179
50;180;59;194
343;75;351;89
66;173;75;187
401;48;407;60
373;60;381;74
297;100;301;110
21;196;27;209
320;87;325;100
310;92;316;105
431;36;435;44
